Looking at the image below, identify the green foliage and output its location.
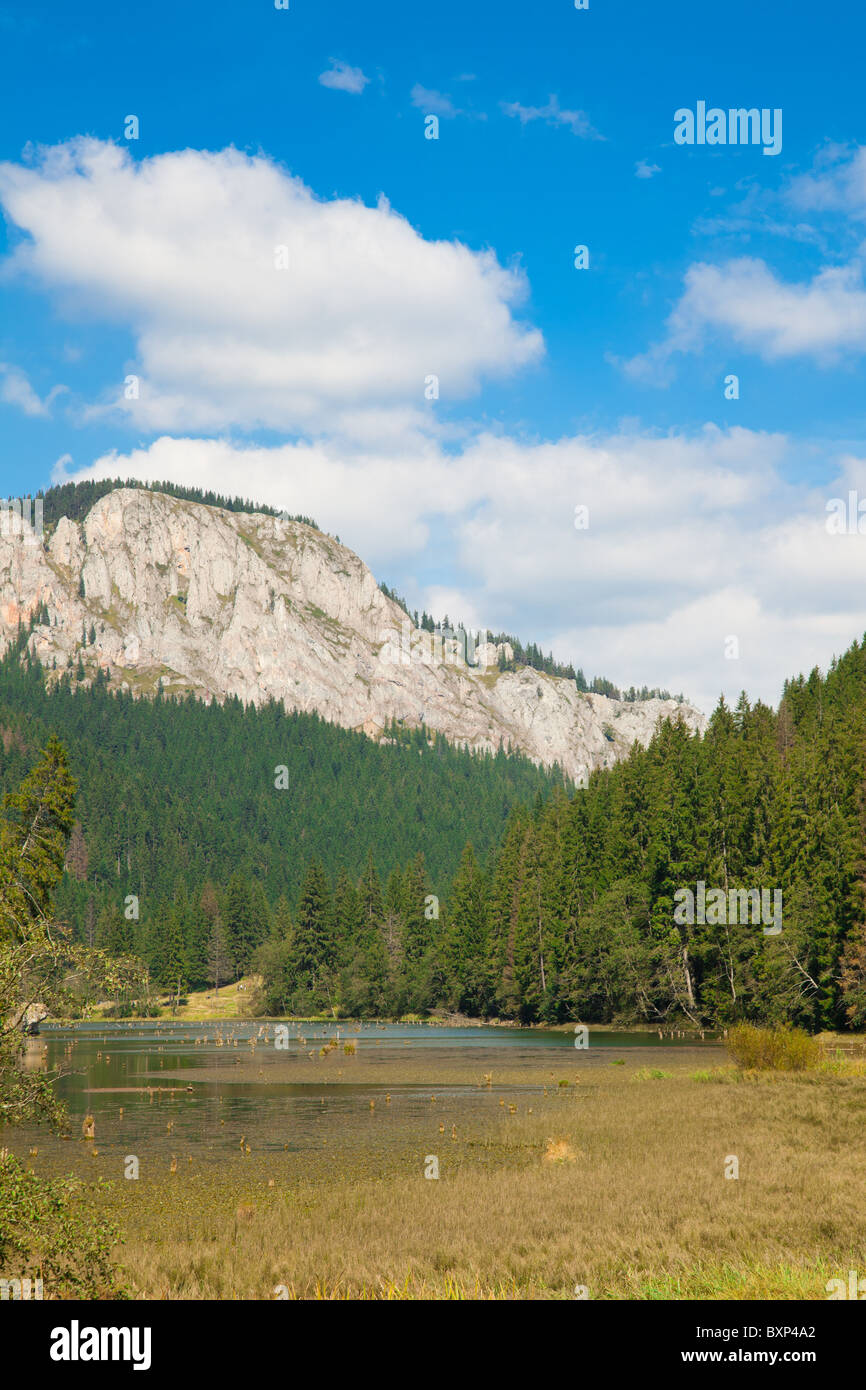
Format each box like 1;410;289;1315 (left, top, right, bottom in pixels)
0;736;82;1128
0;737;147;1115
291;860;334;999
8;572;866;1033
444;641;866;1030
0;1151;125;1299
0;740;135;1297
0;646;566;996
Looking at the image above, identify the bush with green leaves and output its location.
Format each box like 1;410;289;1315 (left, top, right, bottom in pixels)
0;1150;125;1300
0;737;134;1297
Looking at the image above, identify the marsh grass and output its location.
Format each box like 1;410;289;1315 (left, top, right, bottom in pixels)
84;1061;866;1301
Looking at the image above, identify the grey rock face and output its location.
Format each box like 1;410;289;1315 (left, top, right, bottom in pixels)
0;488;705;780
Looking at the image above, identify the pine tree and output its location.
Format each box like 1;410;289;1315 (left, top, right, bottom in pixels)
0;734;77;935
358;850;383;929
291;860;334;1002
206;916;235;996
159;902;189;1005
224;873;256;976
401;852;431;966
64;822;89;882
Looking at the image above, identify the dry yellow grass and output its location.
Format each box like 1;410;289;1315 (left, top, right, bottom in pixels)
541;1138;579;1164
92;1061;866;1300
170;978;263;1021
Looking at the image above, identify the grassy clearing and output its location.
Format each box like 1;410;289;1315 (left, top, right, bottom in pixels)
104;979;263;1022
174;979;263;1021
82;1060;866;1301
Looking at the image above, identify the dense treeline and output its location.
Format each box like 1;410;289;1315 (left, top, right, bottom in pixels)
34;479;320;533
0;643;567;980
250;637;866;1028
7;478;866;1026
415;637;866;1030
3;631;866;1027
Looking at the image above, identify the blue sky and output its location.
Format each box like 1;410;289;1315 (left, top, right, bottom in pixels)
1;0;866;710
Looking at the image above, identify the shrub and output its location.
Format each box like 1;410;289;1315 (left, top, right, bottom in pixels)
726;1025;820;1072
0;1150;126;1299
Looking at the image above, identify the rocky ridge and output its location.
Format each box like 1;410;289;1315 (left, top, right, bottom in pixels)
0;488;705;781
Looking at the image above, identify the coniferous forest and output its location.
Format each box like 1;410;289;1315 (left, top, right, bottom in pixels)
7;6;866;1321
3;622;866;1029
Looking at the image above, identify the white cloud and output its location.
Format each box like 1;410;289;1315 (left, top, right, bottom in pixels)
421;586;486;631
60;424;866;714
635;160;661;180
620;257;866;383
318;60;369;95
0;138;543;436
0;362;65;416
500;94;602;140
13;134;866;716
786;144;866;218
410;84;458;118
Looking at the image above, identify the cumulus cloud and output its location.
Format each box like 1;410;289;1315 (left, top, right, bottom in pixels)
786;144;866;218
0;138;543;436
0;362;65;416
500;94;602;140
620;257;866;383
11;135;866;714
635;160;661;179
58;424;866;714
318;59;369;94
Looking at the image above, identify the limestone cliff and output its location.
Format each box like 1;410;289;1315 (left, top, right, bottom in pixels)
0;488;705;780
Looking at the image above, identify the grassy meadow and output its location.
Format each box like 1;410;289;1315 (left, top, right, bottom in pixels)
69;1035;866;1300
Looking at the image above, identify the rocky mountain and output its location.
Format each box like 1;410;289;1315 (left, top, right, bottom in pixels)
0;487;705;781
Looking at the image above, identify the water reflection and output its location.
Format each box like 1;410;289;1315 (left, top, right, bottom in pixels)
7;1020;723;1176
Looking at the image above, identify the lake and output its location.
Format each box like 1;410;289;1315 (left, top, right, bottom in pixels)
8;1020;724;1181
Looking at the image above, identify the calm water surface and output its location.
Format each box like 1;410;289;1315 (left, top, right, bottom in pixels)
11;1021;723;1175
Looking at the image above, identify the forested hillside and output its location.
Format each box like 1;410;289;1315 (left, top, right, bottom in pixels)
430;637;866;1031
0;640;568;999
251;635;866;1029
5;591;866;1031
